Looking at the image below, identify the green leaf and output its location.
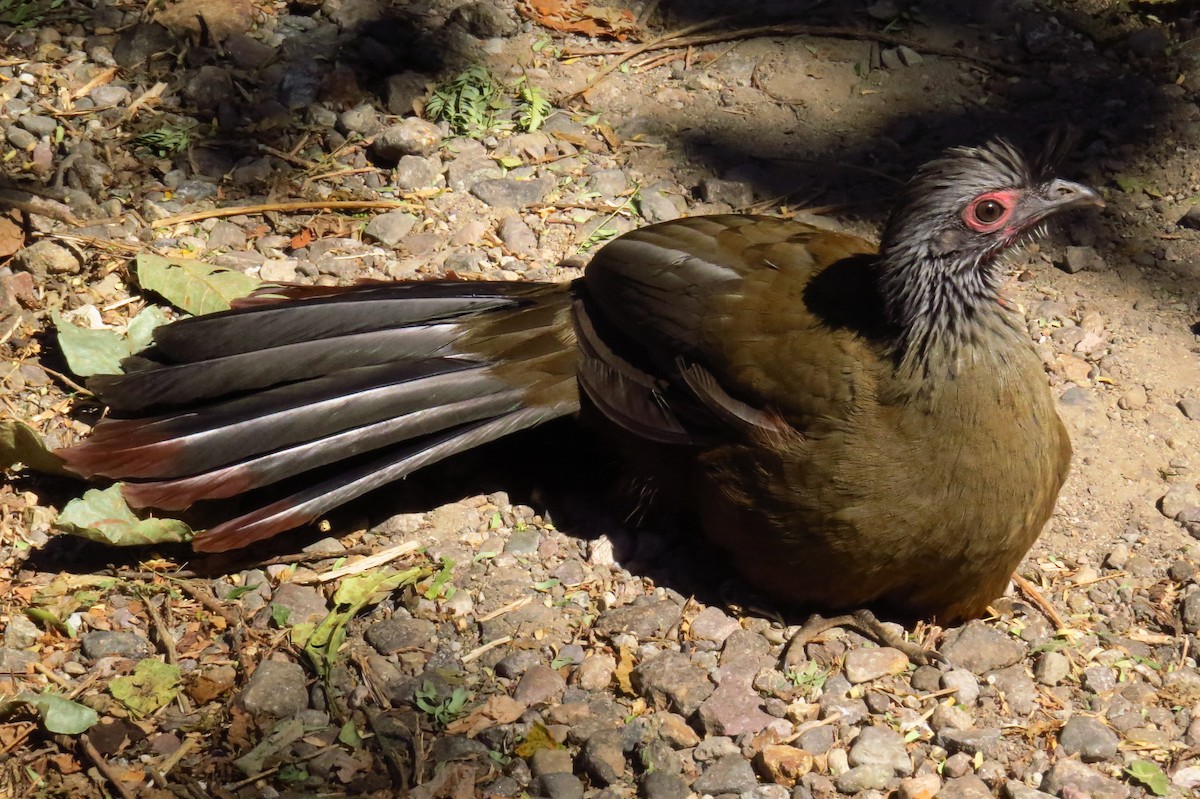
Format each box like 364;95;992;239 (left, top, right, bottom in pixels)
125;305;174;352
304;567;425;677
14;691;98;734
224;583;261;600
24;607;73;637
52;305;173;378
53;311;127;376
0;420;68;475
270;603;292;627
422;557;456;600
55;484;193;546
515;722;564;757
136;254;260;315
1124;760;1169;796
109;659;181;717
338;720;363;747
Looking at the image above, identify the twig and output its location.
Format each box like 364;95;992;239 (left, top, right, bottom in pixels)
561;19;719;101
80;733;137;799
32;661;73;690
1013;572;1067;630
291;540;423;584
0;188;80;225
111;570;243;625
0;722;36;755
170;579;240;626
256;543;377;567
475;595;532;623
139;589;178;665
39;231;144;253
562;19;1026;99
257;143;322;170
150;200;420;228
39;363;93;396
301;166;379;189
462;635;513;663
783;711;842;743
156;735;197;779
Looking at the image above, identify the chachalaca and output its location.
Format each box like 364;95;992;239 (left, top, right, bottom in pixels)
59;140;1102;647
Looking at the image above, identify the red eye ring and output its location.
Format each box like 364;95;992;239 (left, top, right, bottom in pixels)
964;192;1015;232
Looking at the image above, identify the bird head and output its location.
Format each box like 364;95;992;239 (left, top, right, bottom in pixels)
882;138;1103;267
878;139;1103;351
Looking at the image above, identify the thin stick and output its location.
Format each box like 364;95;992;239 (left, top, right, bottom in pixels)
80;733;137;799
562;19;719;101
476;595;533;623
140;589;178;665
462;635;513;663
150;199;419;228
1013;572;1067;630
40;363;93;396
562;20;1025;99
783;711;842;743
292;540;422;584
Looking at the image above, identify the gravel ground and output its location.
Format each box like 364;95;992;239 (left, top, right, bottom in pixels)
2;1;1200;797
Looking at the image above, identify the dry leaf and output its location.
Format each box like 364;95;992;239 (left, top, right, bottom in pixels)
289;228;315;249
614;645;636;694
443;695;526;737
47;753;82;774
409;762;478;799
595;122;621;150
517;0;639;41
0;217;23;258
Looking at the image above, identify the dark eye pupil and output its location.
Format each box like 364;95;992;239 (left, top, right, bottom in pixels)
975;200;1003;223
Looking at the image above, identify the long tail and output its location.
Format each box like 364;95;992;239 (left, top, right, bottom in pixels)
57;281;580;551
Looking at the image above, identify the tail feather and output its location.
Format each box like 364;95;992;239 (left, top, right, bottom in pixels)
63;362;504;479
153;289;528;361
91;324;465;411
56;280;580;548
120;393;525;509
192;406;561;552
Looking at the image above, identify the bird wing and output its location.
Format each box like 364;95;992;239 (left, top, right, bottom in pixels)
578;214;889;440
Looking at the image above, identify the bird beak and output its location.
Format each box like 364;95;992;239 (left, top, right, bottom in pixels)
1041;179;1105;212
1013;179;1103;234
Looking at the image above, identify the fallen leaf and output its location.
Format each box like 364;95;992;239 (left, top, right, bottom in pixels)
109;659;182;718
125;305;173;352
6;691;99;734
55;484;194;546
53;311;127;376
52;305;173;377
289;228;315;249
0;420;69;476
614;644;636;694
517;0;639;41
1125;759;1169;796
443;694;526;736
136;253;260;315
0;216;23;258
514;721;564;757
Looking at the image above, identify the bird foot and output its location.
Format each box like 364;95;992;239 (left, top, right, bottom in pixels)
782;608;943;670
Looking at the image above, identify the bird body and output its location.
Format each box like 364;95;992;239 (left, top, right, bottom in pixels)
60;141;1100;625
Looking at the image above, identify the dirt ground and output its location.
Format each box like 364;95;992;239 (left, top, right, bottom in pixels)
2;0;1200;797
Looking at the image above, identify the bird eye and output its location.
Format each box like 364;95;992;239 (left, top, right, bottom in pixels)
963;193;1013;231
974;200;1004;224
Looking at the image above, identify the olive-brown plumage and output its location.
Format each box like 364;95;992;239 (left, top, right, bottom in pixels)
60;140;1101;624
